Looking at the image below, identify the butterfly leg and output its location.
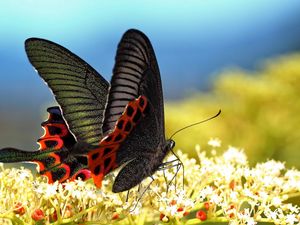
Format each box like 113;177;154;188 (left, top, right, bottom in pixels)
158;160;181;192
170;149;185;191
158;150;185;191
126;190;130;202
130;176;155;213
125;182;144;203
138;183;142;192
163;168;168;190
158;159;180;170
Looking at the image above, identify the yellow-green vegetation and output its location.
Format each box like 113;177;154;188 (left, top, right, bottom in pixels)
165;53;300;168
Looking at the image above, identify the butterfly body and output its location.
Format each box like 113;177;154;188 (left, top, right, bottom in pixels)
0;29;175;192
113;138;173;193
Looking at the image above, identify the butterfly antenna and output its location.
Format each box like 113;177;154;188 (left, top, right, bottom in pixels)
170;109;221;140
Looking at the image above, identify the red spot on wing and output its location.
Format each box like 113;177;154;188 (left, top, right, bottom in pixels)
70;169;91;181
48;152;61;164
93;172;104;188
40;163;71;184
28;107;82;185
33;161;45;172
41;123;69;138
33;152;61;172
38;108;75;151
88;96;148;188
38;138;64;150
57;164;71;182
42;170;54;183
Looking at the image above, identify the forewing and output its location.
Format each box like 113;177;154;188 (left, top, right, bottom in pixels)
103;29;164;137
25;38;109;146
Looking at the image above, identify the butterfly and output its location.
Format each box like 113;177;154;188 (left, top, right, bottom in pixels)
0;29;176;192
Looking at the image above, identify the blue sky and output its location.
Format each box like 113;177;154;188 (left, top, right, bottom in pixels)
1;0;300;103
1;0;300;148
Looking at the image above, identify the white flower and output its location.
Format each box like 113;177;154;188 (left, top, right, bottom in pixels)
242;188;256;199
44;183;58;199
223;146;247;165
246;217;257;225
130;202;142;215
286;204;299;213
229;220;239;225
85;190;97;200
71;189;82;199
258;191;268;202
0;139;300;225
256;160;285;176
166;204;178;216
230;191;238;201
272;197;282;207
208;138;221;147
18;168;31;180
210;193;222;205
265;209;278;220
63;182;75;192
199;186;214;200
286;214;298;225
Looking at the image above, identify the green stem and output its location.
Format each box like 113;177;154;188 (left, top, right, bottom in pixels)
192;202;204;211
257;218;278;223
0;214;25;225
127;214;135;225
285;192;300;199
185;217;228;225
57;204;102;225
50;198;63;223
136;212;146;225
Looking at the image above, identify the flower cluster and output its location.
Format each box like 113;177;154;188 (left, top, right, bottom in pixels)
0;139;299;225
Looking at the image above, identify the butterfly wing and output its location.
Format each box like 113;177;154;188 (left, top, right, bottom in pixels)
38;106;76;151
37;106;91;181
0;106;90;182
0;147;90;182
102;29;164;136
88;29;165;191
25;39;109;146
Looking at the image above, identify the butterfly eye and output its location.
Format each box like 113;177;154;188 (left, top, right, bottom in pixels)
171;140;175;149
167;139;175;150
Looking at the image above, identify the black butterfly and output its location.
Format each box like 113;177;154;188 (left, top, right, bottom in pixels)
0;29;176;192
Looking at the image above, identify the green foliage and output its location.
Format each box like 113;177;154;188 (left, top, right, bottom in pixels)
165;53;300;168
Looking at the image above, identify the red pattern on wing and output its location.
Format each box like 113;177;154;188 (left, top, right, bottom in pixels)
38;109;73;151
33;152;62;173
41;164;71;183
32;107;89;183
88;96;149;188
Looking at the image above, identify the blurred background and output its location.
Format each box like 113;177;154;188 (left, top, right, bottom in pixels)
0;0;300;168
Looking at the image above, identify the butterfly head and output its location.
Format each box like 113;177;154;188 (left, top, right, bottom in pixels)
165;139;175;152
